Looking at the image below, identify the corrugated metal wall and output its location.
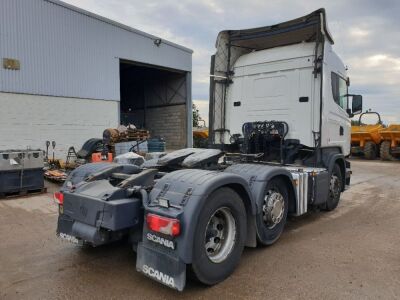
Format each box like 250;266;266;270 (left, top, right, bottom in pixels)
0;0;192;101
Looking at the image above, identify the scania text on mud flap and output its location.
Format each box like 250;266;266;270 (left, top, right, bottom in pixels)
142;265;175;288
56;9;362;291
146;233;175;250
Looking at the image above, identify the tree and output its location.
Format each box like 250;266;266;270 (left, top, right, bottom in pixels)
192;104;200;127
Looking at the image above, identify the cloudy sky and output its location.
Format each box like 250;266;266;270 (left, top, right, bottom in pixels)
65;0;400;125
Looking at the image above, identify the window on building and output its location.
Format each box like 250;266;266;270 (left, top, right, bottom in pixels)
331;72;348;110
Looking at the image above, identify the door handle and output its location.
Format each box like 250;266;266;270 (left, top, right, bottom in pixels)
339;126;344;136
299;97;309;102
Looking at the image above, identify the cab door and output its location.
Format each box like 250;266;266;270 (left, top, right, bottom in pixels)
325;71;351;155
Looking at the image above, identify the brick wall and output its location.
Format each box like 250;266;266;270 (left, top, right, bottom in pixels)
145;105;187;150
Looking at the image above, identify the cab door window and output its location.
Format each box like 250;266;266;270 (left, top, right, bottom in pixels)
331;72;348;110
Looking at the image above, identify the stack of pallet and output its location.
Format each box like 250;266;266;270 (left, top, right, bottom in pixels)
126;128;150;141
103;126;150;155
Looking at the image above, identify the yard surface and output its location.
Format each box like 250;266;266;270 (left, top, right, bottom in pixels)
0;160;399;299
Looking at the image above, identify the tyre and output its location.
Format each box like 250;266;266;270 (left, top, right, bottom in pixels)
363;141;376;160
256;178;289;246
191;188;246;286
322;164;342;211
380;141;395;161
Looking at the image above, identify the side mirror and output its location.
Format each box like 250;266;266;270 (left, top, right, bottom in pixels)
351;95;363;115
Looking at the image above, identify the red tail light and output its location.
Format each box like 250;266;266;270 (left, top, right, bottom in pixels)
146;214;180;237
53;192;64;205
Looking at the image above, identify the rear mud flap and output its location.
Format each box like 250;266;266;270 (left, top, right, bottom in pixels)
136;243;186;291
57;215;108;246
57;214;74;236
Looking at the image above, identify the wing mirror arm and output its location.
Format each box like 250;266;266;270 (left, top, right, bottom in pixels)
346;108;354;118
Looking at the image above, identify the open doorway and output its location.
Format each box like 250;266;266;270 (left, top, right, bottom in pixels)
119;60;189;150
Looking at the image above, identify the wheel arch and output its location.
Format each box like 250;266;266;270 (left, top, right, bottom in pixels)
330;157;346;191
224;164;298;245
322;148;346;191
269;174;297;215
224;164;298;215
144;169;256;264
223;183;257;247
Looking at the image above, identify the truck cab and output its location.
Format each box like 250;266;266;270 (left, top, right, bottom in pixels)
209;8;362;160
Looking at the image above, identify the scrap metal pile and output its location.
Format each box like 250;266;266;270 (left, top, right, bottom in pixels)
42;125;154;184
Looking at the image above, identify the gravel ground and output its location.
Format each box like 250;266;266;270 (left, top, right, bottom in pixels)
0;159;399;299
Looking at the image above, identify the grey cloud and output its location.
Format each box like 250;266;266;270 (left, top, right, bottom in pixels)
65;0;400;123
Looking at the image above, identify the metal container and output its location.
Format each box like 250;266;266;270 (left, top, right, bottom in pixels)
0;150;44;171
0;150;44;195
0;169;44;195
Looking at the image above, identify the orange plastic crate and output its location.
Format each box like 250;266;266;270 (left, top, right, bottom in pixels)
91;152;113;163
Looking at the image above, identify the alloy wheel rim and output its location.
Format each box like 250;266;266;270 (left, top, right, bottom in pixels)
204;207;236;263
263;190;285;229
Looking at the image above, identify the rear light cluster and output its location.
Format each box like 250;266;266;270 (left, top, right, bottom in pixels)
146;213;180;237
53;192;64;205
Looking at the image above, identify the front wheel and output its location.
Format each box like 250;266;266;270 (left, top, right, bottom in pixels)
322;164;342;211
191;188;247;285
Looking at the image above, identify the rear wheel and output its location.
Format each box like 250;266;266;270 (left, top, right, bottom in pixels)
322;164;342;211
364;141;376;160
380;141;395;161
256;178;289;246
191;188;246;285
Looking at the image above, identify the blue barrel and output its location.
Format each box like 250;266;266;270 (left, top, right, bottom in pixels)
147;138;166;152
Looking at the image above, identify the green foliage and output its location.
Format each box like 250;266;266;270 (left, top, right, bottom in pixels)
192;104;200;127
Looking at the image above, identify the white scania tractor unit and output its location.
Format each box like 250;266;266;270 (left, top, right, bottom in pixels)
55;9;363;291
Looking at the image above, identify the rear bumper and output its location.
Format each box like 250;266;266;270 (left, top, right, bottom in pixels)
57;214;113;246
57;191;143;246
136;242;186;291
62;192;142;231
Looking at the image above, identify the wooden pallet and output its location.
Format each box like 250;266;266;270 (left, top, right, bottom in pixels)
121;136;149;141
0;187;48;199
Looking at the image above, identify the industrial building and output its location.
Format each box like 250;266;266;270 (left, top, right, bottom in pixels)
0;0;193;158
